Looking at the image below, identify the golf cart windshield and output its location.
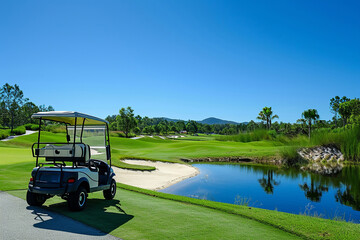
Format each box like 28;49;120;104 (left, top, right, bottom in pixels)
31;111;111;167
68;126;107;161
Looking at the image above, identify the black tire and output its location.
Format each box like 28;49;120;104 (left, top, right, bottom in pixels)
68;186;87;211
26;190;46;206
103;179;116;200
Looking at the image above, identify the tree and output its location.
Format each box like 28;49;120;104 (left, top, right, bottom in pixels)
116;107;137;138
176;121;186;132
246;120;257;132
299;178;328;202
256;107;279;130
186;120;198;134
301;109;320;138
258;170;280;194
339;98;360;126
38;104;54;112
105;115;117;124
330;96;350;127
20;102;39;125
0;83;27;132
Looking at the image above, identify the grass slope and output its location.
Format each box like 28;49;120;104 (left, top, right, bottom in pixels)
110;136;282;162
10;190;299;240
2;132;284;171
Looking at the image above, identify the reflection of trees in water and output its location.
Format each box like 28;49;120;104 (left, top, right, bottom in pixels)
333;166;360;210
335;187;360;211
227;163;360;209
258;170;280;194
299;178;328;202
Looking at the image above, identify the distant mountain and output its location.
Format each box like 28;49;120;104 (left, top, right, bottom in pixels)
197;117;239;125
154;117;246;125
153;117;182;123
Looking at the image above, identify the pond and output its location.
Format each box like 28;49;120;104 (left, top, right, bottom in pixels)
160;163;360;223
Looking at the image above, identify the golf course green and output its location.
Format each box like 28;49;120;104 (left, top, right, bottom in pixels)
1;132;360;239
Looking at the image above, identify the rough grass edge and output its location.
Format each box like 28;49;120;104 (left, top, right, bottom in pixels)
118;183;325;240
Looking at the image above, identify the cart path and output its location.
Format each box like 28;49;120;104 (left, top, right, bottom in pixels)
1;130;36;141
0;191;120;240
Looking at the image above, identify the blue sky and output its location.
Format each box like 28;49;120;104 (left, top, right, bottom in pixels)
1;1;359;123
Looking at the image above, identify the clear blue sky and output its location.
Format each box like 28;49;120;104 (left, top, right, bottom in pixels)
1;0;359;123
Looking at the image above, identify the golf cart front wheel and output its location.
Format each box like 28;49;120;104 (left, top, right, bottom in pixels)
26;190;46;206
103;179;116;200
68;187;87;211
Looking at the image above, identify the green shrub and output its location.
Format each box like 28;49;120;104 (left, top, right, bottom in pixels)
279;146;303;166
45;125;66;133
12;126;26;135
110;131;136;138
216;129;272;142
23;123;40;130
0;129;10;139
309;125;360;162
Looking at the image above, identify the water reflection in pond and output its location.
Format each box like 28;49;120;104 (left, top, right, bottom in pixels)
160;163;360;222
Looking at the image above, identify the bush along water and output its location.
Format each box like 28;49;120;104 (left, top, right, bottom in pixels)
217;126;360;174
310;126;360;162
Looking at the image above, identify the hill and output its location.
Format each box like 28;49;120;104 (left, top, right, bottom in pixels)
155;117;244;125
198;117;239;125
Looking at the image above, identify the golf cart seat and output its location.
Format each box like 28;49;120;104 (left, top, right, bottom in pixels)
38;143;91;163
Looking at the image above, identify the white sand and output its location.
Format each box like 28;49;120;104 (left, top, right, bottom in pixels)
113;160;199;191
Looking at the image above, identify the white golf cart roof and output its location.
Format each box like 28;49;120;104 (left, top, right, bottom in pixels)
32;111;109;126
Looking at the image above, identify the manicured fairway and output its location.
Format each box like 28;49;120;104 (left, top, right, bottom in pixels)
1;132;284;163
110;137;283;162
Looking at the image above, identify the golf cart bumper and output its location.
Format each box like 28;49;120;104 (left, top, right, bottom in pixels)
28;183;77;195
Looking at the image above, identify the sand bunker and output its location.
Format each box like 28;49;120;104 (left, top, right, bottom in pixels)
113;160;199;191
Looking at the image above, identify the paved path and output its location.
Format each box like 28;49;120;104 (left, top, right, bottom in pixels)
1;130;36;141
0;191;120;240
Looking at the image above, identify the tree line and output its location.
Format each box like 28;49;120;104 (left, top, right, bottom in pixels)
2;83;358;139
109;95;360;138
105;107;248;137
0;83;54;132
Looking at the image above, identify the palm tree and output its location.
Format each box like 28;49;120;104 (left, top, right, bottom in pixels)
301;109;319;138
258;170;280;194
299;178;328;202
257;107;279;130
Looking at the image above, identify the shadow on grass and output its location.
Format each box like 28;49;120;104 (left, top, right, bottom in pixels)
28;198;134;235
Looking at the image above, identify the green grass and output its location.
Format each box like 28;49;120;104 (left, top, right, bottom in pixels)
2;134;360;239
10;189;300;240
110;136;283;162
3;132;284;168
310;126;360;162
216;129;272;142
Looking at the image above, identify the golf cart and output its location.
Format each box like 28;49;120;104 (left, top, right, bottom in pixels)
26;111;116;211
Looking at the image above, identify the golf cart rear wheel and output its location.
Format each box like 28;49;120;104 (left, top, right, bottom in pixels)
26;190;46;206
103;179;116;200
68;187;87;211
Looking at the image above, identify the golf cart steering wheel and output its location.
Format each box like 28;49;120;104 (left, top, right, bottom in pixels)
88;160;98;172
